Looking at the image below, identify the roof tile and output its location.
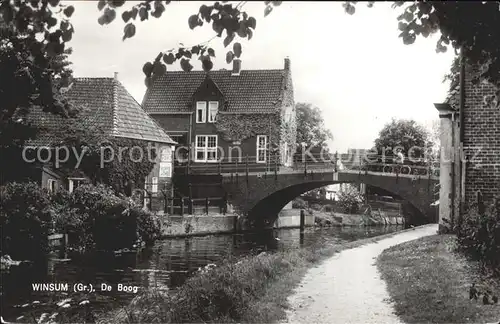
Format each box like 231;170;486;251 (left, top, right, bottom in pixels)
142;69;286;114
27;78;175;146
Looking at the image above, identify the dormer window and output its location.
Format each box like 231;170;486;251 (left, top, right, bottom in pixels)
208;101;218;123
196;101;206;123
196;101;219;123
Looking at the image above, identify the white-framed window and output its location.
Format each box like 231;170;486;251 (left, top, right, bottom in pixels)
208;101;219;123
151;177;158;193
196;101;206;123
256;135;267;163
47;179;57;193
195;136;206;162
195;135;218;162
68;178;86;193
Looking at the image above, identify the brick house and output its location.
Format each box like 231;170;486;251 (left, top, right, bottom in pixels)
434;64;500;231
25;74;176;200
142;58;296;198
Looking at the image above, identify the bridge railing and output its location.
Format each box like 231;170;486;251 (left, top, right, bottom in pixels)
162;196;227;216
174;152;441;178
289;152;440;178
174;154;281;175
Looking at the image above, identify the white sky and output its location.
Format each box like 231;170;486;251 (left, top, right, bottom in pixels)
68;1;454;152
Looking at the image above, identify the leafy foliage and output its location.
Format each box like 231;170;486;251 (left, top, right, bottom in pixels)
292;197;307;209
456;197;500;277
0;2;84;189
374;118;433;164
51;183;161;252
295;103;333;148
94;0;278;86
107;0;500;104
294;103;333;198
442;55;460;86
348;1;500;103
51;118;157;195
0;182;52;259
0;1;76;147
0;182;160;258
215;113;282;156
0;0;77;184
108;251;296;323
5;1;500;107
337;185;364;214
4;1;500;104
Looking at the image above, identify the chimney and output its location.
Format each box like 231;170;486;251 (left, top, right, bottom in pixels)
232;59;241;76
284;57;290;71
114;72;119;80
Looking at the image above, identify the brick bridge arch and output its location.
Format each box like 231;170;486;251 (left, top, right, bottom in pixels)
222;170;438;227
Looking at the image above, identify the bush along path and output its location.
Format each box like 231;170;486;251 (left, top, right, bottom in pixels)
282;224;438;324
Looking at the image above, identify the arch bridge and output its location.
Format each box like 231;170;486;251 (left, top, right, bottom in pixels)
218;154;439;227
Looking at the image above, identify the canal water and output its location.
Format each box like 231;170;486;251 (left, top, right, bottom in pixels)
1;225;403;321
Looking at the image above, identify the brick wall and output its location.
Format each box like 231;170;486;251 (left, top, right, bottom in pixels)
463;67;500;206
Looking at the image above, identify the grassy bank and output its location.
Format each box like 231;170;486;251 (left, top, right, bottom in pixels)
100;227;421;324
377;234;500;323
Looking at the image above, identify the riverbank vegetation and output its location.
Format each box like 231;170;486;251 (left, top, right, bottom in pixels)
0;182;160;260
378;197;499;323
377;234;500;323
455;197;500;277
101;228;411;324
0;182;53;260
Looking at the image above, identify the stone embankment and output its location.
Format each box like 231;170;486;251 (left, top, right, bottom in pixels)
314;211;404;227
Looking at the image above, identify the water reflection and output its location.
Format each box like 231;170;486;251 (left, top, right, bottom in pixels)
1;225;402;321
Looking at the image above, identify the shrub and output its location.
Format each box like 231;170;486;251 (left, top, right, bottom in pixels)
131;207;161;246
309;203;322;211
52;184;160;252
291;197;307;209
337;185;364;214
0;182;52;259
108;252;298;323
456;196;500;276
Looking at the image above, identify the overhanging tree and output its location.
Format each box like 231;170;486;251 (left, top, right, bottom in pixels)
3;1;499;116
0;0;76;141
0;0;76;183
93;1;500;104
2;1;499;183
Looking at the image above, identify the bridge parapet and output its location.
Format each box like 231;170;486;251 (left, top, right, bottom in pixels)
222;165;439;228
290;152;440;177
216;153;439;183
175;153;440;178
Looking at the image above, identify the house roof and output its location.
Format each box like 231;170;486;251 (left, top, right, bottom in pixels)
28;77;176;146
142;69;288;114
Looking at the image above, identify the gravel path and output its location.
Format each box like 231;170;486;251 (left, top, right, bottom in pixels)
283;224;438;324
